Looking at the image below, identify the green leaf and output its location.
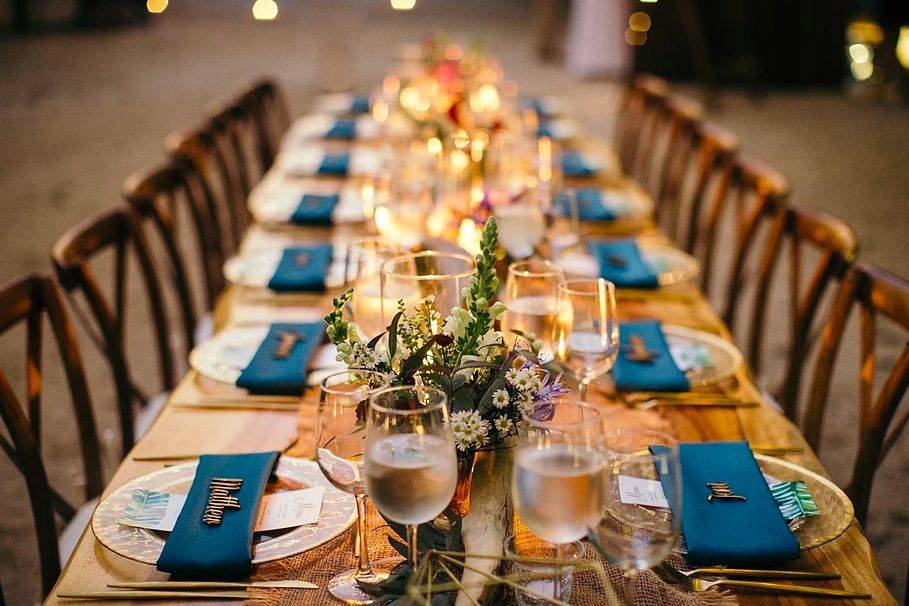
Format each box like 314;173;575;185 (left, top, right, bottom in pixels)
398;339;435;382
387;311;403;361
366;331;386;349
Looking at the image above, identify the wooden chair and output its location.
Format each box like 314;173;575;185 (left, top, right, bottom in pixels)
614;73;668;182
239;78;291;174
802;263;909;525
51;207;178;454
208;102;254;236
122;158;225;315
0;273;103;596
166;126;241;257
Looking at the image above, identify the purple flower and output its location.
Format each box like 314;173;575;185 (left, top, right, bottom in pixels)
533;372;571;404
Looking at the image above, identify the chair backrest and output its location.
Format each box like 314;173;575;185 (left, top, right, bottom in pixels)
0;273;103;596
122;158;223;314
166;126;241;257
239;78;291;173
802;262;909;525
615;73;668;182
208;102;254;239
51;207;175;454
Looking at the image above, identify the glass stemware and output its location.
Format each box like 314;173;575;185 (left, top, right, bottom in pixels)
316;370;391;604
379;251;475;329
500;259;564;357
513;398;605;599
344;237;403;338
364;386;457;568
588;427;681;605
551;278;619;401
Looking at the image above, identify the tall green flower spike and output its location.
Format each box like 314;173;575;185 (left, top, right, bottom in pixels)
455;217;500;360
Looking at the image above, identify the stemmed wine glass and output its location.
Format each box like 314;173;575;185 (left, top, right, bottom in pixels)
588;426;681;605
551;278;619;401
512;397;605;600
316;370;390;604
500;259;564;358
364;386;457;568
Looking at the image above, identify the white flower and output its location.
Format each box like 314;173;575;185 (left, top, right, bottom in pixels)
450;410;490;452
488;301;507;320
512;369;535;392
492;389;509;409
517;391;535;416
479;329;505;359
505;367;522;387
494;415;514;435
442;306;470;340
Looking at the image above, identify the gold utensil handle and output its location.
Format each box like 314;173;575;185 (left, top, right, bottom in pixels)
715;579;871;599
59;590;249;600
110;580;318;590
695;567;840;580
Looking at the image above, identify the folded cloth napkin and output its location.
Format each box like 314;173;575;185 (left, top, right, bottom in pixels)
537;122;556;139
317;152;350;176
556;188;617;222
266;244;333;292
236;322;324;395
561;150;596;179
588;239;659;288
613;320;690;392
350;95;370;114
290;194;340;226
325;119;357;140
156;451;280;577
652;441;801;565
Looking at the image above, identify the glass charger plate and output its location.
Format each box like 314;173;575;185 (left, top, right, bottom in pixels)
223;249;346;292
754;454;854;550
662;324;743;386
189;326;341;388
556;241;700;286
91;457;357;565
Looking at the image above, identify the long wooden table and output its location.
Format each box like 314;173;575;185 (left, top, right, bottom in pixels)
45;154;897;605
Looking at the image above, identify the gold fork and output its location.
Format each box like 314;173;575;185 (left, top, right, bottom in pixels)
658;561;840;581
691;578;871;599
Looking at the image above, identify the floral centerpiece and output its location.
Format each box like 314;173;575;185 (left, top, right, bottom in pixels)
324;217;568;516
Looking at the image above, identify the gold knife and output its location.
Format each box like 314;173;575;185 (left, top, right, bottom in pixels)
59;591;250;600
684;567;840;580
692;578;871;599
110;580;318;590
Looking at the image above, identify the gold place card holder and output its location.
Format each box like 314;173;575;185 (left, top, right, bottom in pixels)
202;478;243;526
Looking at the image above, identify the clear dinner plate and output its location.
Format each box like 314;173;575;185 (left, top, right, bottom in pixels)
189;326;342;388
555;240;700;286
662;324;743;386
91;457;357;565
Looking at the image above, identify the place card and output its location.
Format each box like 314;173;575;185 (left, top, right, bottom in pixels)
119;487;324;533
618;475;670;508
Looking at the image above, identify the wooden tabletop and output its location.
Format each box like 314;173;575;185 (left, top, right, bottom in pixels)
44;158;897;606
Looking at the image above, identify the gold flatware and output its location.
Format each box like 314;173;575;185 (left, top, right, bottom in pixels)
750;444;804;456
691;578;871;599
173;401;301;412
59;590;249;600
669;566;839;580
632;397;758;410
109;580;318;590
616;291;697;304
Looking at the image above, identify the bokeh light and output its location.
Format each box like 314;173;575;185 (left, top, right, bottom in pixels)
850;60;873;81
625;29;647;46
391;0;416;9
629;12;651;33
848;43;870;64
252;0;278;20
146;0;168;13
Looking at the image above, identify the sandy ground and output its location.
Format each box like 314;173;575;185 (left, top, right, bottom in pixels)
0;1;907;603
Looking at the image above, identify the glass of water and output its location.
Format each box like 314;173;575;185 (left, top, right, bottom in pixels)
500;259;564;357
513;398;605;598
551;278;619;401
589;426;681;604
364;386;457;568
316;370;390;604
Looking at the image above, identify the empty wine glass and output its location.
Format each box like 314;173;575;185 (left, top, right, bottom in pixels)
344;237;402;338
512;397;605;599
316;370;390;604
379;251;475;329
588;427;681;605
364;386;457;568
551;278;619;401
500;259;564;357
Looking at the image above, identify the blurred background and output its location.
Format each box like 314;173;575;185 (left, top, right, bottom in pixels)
0;1;907;604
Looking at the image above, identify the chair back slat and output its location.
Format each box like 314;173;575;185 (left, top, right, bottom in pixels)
652;95;703;239
803;263;909;525
208;103;254;240
52;208;175;454
682;121;737;256
240;78;291;172
0;273;104;596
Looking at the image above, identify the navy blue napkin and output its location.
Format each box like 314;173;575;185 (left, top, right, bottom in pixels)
290;194;339;226
537;122;555;139
325;119;356;140
588;240;659;288
613;320;690;392
266;244;333;292
236;322;324;395
561;150;596;179
556;188;617;222
652;441;800;565
156;451;280;577
317;152;350;176
349;95;370;114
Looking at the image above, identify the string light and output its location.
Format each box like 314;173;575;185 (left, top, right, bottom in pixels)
252;0;278;20
391;0;416;9
146;0;167;13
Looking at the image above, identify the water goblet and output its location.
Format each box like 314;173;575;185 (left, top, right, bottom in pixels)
364;386;457;568
316;370;391;604
500;259;564;357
